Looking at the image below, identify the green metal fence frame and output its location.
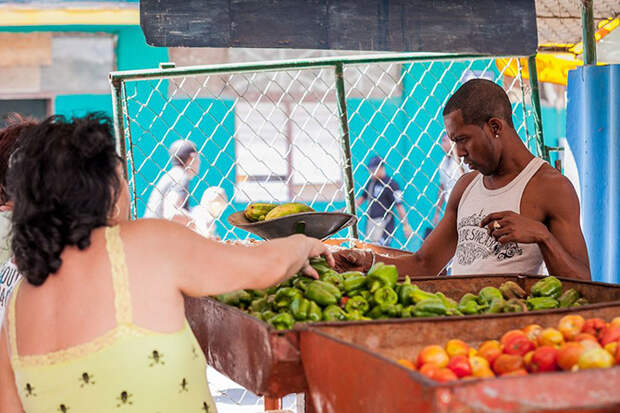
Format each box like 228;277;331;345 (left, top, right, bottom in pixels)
109;52;548;238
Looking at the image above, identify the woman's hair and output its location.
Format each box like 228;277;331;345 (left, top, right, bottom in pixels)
7;113;121;286
0;113;38;205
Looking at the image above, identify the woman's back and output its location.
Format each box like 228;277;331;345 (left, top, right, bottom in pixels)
7;224;216;412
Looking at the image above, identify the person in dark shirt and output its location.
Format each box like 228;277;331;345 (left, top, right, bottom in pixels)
356;156;412;246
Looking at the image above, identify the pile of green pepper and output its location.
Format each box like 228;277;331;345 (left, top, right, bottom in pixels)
215;260;588;330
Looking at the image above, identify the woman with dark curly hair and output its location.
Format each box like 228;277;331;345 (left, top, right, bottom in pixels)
0;113;333;412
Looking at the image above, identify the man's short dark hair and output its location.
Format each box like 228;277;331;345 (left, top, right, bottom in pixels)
443;79;514;128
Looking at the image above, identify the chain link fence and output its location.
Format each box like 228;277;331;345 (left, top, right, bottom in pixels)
110;53;542;411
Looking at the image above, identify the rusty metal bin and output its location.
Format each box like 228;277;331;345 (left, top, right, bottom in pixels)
300;305;620;413
184;274;620;399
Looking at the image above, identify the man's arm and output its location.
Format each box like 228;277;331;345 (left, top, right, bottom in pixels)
481;173;590;280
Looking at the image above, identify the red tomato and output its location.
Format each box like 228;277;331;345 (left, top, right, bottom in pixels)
447;355;472;378
503;335;536;356
531;346;558;372
582;318;608;341
600;325;620;347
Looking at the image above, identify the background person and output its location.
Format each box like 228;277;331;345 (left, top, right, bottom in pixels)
356;155;412;247
0;114;333;412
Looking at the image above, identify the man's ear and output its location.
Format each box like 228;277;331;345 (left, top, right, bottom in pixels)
487;117;504;137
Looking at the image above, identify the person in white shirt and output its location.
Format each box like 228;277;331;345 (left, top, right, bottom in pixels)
144;140;201;226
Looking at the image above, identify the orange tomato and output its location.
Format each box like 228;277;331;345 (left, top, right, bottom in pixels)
523;351;535;372
397;359;416;370
604;342;618;357
600;325;620;346
522;324;543;342
478;340;502;365
417;345;450;368
434;368;458;382
469;355;493;378
500;330;526;347
557;315;585;341
475;367;495;378
503;335;536;356
445;339;470;358
557;342;585;371
492;354;524;375
574;333;599;344
419;363;440;379
578;348;614;369
531;346;558;372
610;317;620;328
537;328;565;348
447;355;472;378
582;318;608;341
501;369;528;377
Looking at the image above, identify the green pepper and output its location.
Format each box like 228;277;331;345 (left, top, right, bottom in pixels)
367;305;390;319
504;298;528;313
526;296;559;311
410;285;439;304
345;310;369;321
485;297;505;314
249;297;270;313
216;290;253;306
436;292;458;310
261;310;276;321
457;293;484;315
342;271;364;279
307;301;323;322
267;312;295;330
343;273;367;293
265;286;278;295
398;276;416;306
558;288;580;308
293;277;311;292
572;297;589;307
305;280;341;306
400;305;415;318
323;304;348;321
382;303;403;318
366;262;398;292
320;270;344;290
310;256;332;275
248;289;267;298
345;295;370;314
414;298;448;317
274;287;303;309
250;311;263;320
289;297;311;321
530;276;562;299
477;287;504;304
373;286;398;306
499;281;526;299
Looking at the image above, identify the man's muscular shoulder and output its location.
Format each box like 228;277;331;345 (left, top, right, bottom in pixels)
525;163;580;218
446;171;479;210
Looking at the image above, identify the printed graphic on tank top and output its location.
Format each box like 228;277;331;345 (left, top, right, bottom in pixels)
451;157;546;276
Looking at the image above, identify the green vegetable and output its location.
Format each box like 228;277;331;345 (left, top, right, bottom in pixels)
436;292;458;310
308;301;323;321
381;303;403;318
323;305;348;321
274;287;303;309
320;270;344;289
526;296;559;311
345;311;369;321
499;281;526;299
261;310;276;321
293;277;311;292
478;287;504;304
343;272;367;293
310;256;332;276
485;297;505;314
398;276;416;306
400;305;415;318
305;280;341;306
249;297;270;313
558;288;580;308
410;285;438;304
267;312;295;330
248;289;267;298
572;297;589;307
217;290;253;306
504;298;528;312
289;297;310;321
530;276;562;299
457;293;484;315
414;298;448;317
366;262;398;292
345;296;370;314
373;286;398;306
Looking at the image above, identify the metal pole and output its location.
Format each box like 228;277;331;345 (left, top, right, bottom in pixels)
110;77;129;179
527;55;549;162
334;62;359;239
581;0;597;65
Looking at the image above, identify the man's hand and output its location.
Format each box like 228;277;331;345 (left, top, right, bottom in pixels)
480;211;549;244
332;248;374;273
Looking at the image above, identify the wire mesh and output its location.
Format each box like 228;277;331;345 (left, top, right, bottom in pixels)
112;54;540;411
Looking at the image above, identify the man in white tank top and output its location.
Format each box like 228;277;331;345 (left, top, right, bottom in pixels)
335;79;591;280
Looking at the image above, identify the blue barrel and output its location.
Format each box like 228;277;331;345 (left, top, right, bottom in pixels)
566;64;620;283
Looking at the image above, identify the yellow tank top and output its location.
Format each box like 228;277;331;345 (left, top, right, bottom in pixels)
8;226;217;412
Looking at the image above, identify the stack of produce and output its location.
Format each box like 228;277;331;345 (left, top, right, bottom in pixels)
243;202;314;222
397;315;620;382
215;260;588;330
